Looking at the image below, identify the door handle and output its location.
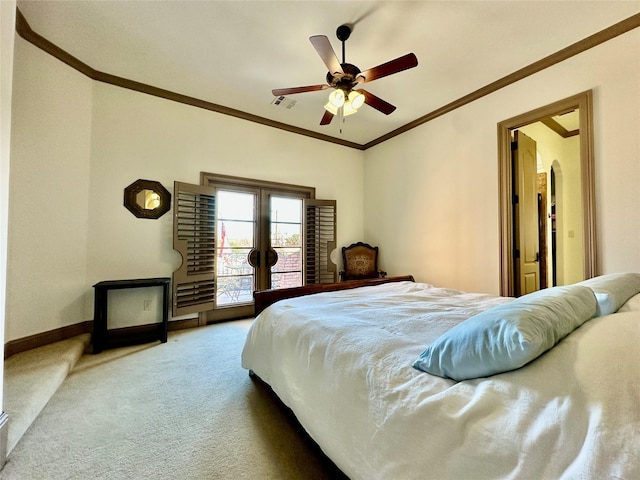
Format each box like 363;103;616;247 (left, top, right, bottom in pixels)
247;248;260;267
248;248;278;268
265;248;278;268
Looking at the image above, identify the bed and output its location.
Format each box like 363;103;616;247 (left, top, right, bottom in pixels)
241;274;640;480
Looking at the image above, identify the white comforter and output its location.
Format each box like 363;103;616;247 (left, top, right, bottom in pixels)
241;281;640;480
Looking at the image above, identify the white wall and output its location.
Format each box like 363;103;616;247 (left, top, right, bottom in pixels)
7;26;640;342
83;82;364;323
7;36;365;341
7;38;93;341
364;29;640;294
1;0;17;412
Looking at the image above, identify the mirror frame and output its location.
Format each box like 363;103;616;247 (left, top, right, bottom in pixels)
497;90;597;296
124;179;171;219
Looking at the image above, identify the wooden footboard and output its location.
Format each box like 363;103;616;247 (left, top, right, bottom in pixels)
253;275;415;316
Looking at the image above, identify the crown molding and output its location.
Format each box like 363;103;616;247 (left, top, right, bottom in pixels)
14;9;363;151
15;9;640;151
363;12;640;149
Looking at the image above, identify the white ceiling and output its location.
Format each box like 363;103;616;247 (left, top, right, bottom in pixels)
16;1;640;147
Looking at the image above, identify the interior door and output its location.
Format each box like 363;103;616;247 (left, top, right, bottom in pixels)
513;130;540;296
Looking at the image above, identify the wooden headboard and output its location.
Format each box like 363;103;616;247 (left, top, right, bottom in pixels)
253;275;415;316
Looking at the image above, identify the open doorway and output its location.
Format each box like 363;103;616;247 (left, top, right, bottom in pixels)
498;91;597;297
511;116;581;296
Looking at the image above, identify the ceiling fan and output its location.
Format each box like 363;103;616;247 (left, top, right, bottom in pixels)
272;24;418;126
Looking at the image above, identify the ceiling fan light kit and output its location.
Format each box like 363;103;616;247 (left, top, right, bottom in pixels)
324;89;364;115
328;89;345;108
272;24;418;127
349;90;365;109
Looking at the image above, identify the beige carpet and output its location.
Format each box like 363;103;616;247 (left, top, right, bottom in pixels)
1;320;348;479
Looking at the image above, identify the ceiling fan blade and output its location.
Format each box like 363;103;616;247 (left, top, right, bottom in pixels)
360;89;396;115
272;84;328;96
320;110;334;125
358;53;418;83
310;35;344;75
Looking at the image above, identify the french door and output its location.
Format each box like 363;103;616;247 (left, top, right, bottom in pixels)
172;173;336;322
213;186;306;320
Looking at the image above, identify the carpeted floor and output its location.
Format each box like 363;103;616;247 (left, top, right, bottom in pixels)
1;320;348;479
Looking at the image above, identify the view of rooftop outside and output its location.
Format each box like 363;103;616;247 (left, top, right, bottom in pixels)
270;196;303;290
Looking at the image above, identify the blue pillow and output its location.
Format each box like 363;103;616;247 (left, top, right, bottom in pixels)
576;273;640;316
413;285;597;381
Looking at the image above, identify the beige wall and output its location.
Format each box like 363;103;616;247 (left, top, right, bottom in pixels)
364;29;640;294
7;35;365;342
1;0;17;410
83;82;365;324
6;26;640;342
8;38;93;342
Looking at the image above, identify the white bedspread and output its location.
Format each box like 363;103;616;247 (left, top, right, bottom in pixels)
241;281;640;480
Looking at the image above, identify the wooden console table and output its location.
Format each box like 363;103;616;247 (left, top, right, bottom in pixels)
93;277;170;354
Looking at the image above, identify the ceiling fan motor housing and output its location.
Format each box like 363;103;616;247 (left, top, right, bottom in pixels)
326;63;362;91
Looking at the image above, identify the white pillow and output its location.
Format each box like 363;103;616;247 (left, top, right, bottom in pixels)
577;273;640;316
618;292;640;312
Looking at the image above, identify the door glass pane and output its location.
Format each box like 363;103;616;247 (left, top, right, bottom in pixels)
216;191;255;306
270;196;302;290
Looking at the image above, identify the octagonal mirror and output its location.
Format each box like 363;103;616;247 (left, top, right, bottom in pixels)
124;179;171;219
